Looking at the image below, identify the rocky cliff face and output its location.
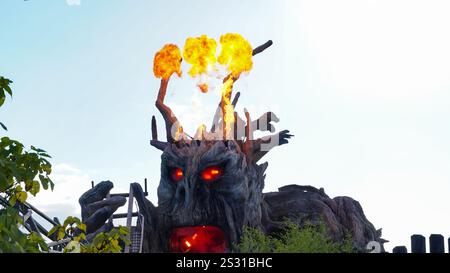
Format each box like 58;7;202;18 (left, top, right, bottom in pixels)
263;185;387;251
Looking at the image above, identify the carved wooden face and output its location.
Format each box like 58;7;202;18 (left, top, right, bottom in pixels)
157;140;267;252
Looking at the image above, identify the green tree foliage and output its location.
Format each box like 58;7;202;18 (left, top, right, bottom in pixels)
0;76;54;253
48;216;87;244
81;226;130;253
0;76;12;105
0;76;53;201
234;220;356;253
0;207;48;253
0;76;13;130
0;137;54;204
0;76;130;253
48;216;130;253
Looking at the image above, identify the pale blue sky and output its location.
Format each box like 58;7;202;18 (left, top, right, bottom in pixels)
1;0;450;252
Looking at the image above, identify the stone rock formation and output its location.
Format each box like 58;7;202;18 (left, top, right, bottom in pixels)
263;185;387;251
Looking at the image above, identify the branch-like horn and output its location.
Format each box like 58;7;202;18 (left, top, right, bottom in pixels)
222;40;273;83
151;115;158;140
243;108;254;162
215;40;274;136
150;115;168;151
252;40;273;56
155;78;183;142
150;140;168;151
150;113;167;151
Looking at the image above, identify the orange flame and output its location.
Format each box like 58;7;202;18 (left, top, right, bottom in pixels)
183;35;217;92
153;44;182;80
221;77;235;138
183;35;217;77
218;33;253;77
197;83;209;93
217;34;253;138
152;34;255;140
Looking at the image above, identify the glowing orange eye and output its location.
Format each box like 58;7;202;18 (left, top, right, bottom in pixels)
201;166;222;182
171;168;184;182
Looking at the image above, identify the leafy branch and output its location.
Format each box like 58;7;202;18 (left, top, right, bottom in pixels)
0;76;13;130
0;75;54;253
82;226;130;253
48;216;87;243
0;74;130;253
0;207;48;253
48;216;130;253
0;137;54;205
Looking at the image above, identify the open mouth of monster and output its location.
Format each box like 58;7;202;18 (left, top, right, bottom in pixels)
169;225;228;253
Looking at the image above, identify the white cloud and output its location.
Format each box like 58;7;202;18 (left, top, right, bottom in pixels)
28;163;128;224
28;163;91;220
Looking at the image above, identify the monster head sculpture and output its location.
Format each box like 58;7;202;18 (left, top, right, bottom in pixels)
157;140;266;252
79;36;385;253
135;38;293;253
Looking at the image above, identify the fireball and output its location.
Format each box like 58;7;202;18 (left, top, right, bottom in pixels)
217;33;253;138
152;34;257;140
183;35;217;77
218;33;253;77
153;44;182;80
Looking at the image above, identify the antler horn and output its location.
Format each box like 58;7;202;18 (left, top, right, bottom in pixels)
155;78;183;142
150;115;168;151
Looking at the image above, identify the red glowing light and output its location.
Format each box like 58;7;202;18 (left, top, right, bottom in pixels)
201;166;222;182
169;226;227;253
171;168;184;182
184;240;192;248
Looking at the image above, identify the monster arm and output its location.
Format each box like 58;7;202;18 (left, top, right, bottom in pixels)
79;181;126;236
250;130;294;162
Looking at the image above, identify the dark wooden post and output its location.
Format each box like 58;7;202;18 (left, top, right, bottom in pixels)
429;234;445;253
144;178;148;195
448;237;450;253
392;246;408;253
411;234;426;253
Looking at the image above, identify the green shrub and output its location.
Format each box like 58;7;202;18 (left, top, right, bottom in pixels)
234;220;356;253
